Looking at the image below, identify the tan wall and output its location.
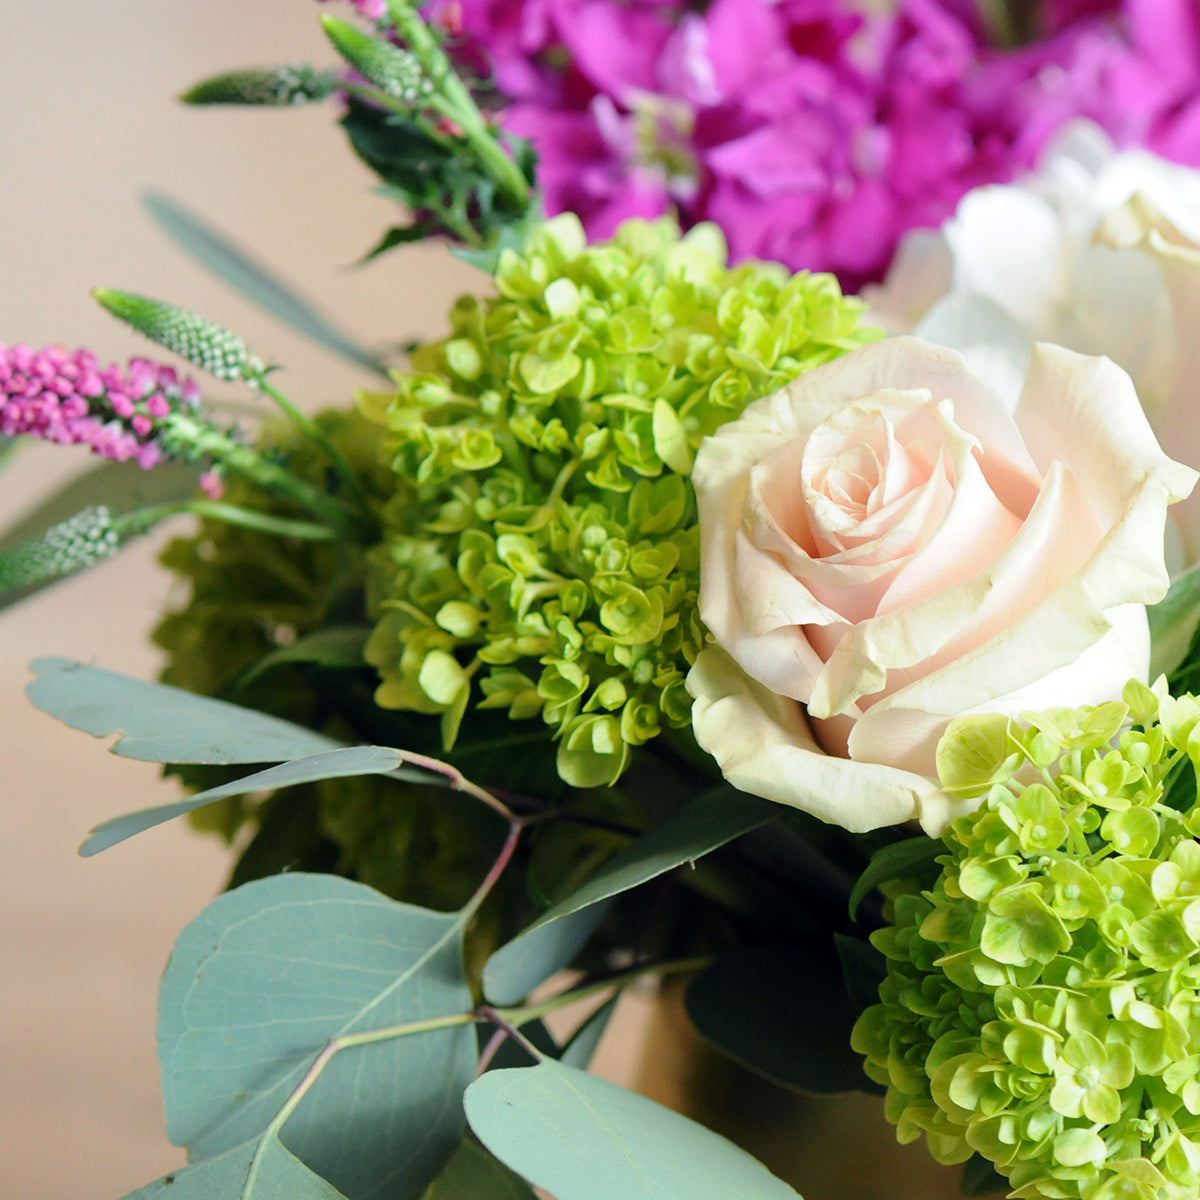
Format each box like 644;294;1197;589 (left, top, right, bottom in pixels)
0;3;649;1195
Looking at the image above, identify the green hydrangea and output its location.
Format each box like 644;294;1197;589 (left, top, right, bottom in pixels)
361;213;876;789
852;680;1200;1200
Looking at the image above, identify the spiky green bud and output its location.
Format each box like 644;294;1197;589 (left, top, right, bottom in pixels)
853;682;1200;1200
180;65;339;106
93;289;264;382
321;15;431;104
0;507;121;596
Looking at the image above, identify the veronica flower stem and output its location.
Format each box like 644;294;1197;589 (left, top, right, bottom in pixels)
251;376;375;520
161;411;359;532
383;0;529;208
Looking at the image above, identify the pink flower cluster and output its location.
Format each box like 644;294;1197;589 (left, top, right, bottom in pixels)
0;344;201;472
423;0;1200;287
318;0;389;22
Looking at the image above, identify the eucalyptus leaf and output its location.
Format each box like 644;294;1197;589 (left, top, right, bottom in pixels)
124;1135;348;1199
142;192;389;377
483;786;776;1005
158;873;477;1200
465;1062;802;1200
1150;562;1200;680
559;995;618;1071
418;1139;537;1200
686;945;868;1095
81;744;420;855
27;657;339;764
0;459;198;554
847;836;943;921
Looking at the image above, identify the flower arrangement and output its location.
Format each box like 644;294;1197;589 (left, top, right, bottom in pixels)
12;2;1200;1199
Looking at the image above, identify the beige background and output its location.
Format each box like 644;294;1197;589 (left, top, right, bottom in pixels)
0;2;649;1195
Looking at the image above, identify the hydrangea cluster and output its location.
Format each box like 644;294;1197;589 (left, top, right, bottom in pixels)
361;213;875;788
0;343;204;471
402;0;1200;288
852;680;1200;1200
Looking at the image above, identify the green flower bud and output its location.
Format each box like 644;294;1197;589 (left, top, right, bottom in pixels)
93;289;263;381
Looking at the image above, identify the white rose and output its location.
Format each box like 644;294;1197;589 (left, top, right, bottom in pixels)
866;120;1200;554
687;337;1197;834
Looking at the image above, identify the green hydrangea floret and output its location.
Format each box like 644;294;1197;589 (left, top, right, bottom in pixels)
361;212;877;788
853;679;1200;1200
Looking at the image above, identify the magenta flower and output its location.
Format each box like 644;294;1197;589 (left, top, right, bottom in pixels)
428;0;1200;287
0;344;202;471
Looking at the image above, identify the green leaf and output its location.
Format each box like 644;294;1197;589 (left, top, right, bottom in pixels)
142;193;389;377
686;945;869;1095
960;1152;1008;1196
236;626;371;686
0;459;199;554
81;744;420;855
1150;562;1200;680
847;836;942;921
124;1135;348;1199
482;786;776;1005
465;1062;802;1200
559;996;618;1070
26;657;339;763
418;1139;537;1200
159;873;477;1200
832;932;887;1015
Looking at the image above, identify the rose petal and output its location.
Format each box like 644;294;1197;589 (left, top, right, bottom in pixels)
686;646;942;832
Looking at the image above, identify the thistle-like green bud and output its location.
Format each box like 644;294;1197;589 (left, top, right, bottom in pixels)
93;289;264;382
0;507;121;596
853;681;1200;1200
321;15;431;104
180;65;339;107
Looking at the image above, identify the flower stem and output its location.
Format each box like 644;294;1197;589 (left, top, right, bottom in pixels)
161;411;359;533
252;376;376;521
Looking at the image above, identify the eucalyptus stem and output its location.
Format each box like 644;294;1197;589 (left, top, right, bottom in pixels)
494;955;714;1028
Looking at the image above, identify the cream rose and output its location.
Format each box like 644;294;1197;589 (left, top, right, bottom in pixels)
687;337;1197;834
867;121;1200;555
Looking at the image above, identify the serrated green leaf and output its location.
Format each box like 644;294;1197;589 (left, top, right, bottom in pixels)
418;1139;537;1200
847;836;942;921
1150;562;1200;679
142;193;389;377
81;744;423;855
465;1062;802;1200
26;657;339;763
686;945;869;1095
124;1135;348;1199
482;786;776;1005
159;873;477;1200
